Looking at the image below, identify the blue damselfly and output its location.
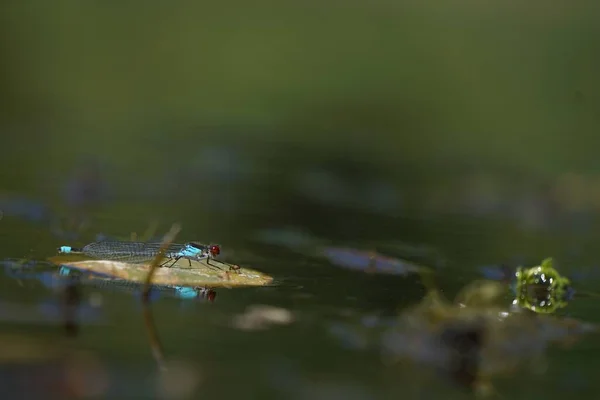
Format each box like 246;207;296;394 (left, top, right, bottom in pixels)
57;240;238;271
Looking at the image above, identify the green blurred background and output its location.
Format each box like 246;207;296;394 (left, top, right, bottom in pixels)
2;1;600;398
2;0;600;174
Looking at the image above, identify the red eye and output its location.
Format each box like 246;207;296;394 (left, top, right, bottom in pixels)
207;290;216;302
209;244;220;257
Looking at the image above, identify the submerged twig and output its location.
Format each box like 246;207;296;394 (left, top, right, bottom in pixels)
142;223;181;371
59;265;82;338
63;282;81;337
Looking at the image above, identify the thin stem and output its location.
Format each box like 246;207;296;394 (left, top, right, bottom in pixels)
142;223;181;371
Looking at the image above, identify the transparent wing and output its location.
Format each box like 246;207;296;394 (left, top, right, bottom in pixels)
81;241;186;263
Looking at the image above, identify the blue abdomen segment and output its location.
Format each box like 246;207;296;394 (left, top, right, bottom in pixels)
175;244;205;259
59;246;73;254
59;266;72;276
174;286;198;299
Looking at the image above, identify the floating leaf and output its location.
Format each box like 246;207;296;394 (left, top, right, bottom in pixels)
47;255;273;288
320;247;431;277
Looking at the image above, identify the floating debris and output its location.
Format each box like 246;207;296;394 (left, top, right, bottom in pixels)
231;304;294;331
254;229;437;279
513;258;573;314
372;240;446;268
320;247;431;277
479;258;576;314
380;280;597;396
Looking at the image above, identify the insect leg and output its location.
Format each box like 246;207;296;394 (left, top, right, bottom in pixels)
159;259;170;268
161;256;180;268
204;255;224;271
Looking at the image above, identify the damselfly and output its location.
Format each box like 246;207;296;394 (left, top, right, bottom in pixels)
58;240;238;271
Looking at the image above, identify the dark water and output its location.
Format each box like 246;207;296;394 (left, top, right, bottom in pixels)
2;152;600;400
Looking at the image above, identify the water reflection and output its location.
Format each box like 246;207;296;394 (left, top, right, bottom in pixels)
0;299;102;327
1;259;104;327
2;258;217;305
0;232;211;397
328;280;597;396
58;266;218;303
62;277;81;337
4;160;600;398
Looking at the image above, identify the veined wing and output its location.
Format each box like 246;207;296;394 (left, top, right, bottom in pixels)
81;241;188;263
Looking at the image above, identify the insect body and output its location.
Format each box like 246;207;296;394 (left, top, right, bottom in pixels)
58;241;227;269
